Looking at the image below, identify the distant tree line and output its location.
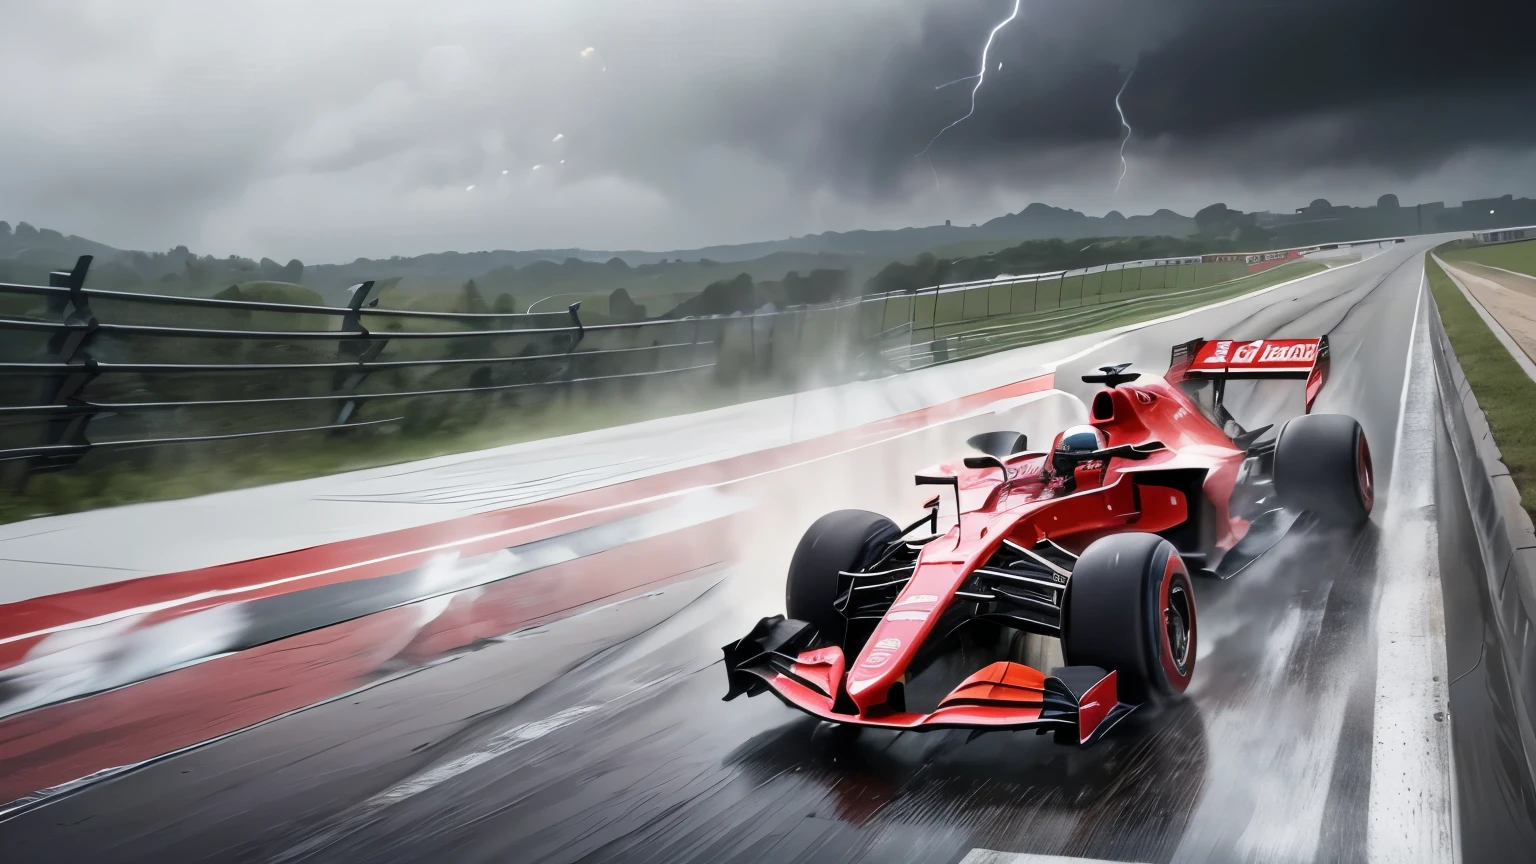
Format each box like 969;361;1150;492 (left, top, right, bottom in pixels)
7;188;1536;323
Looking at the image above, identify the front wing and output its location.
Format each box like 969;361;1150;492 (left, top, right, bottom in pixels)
723;616;1135;745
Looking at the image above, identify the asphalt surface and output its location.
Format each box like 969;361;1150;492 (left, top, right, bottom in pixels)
4;240;1524;863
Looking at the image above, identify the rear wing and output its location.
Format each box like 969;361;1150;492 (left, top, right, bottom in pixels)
1167;336;1330;413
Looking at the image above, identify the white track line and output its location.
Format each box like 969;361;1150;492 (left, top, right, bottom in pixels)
1367;270;1455;862
959;851;1148;864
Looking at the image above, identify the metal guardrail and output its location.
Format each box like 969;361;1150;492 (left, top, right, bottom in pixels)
0;257;730;478
0;255;935;482
1471;224;1536;246
0;242;1368;486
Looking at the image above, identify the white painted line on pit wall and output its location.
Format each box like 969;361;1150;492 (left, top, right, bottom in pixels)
1366;270;1455;863
959;850;1149;864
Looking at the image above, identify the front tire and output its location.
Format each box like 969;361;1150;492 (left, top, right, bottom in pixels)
1273;413;1373;526
1063;533;1197;705
786;510;900;649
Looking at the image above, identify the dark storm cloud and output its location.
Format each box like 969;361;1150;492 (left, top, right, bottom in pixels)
798;0;1536;198
1132;0;1536;141
0;0;1532;260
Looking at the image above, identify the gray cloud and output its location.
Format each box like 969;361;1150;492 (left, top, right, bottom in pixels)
1;0;1531;262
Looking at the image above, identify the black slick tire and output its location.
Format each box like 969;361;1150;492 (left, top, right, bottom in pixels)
1062;532;1197;705
1272;413;1374;526
785;510;900;649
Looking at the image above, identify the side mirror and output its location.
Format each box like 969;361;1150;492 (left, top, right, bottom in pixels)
916;474;963;537
966;431;1028;459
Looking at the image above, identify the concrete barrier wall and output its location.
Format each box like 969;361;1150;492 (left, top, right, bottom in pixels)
1426;286;1536;788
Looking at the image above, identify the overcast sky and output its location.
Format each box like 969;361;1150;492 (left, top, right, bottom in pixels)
3;0;1533;262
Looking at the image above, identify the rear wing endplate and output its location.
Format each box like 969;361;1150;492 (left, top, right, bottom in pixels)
1167;336;1330;413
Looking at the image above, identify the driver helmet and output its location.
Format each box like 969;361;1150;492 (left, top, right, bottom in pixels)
1052;425;1106;477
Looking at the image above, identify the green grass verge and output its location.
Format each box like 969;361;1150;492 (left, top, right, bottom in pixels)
1426;249;1536;521
1441;238;1536;279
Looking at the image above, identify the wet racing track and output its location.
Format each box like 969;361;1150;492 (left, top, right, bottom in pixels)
6;240;1535;863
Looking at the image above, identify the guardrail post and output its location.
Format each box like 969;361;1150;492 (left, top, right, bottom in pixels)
331;281;385;427
906;288;919;366
44;255;94;321
566;302;584;354
8;257;101;489
564;302;585;386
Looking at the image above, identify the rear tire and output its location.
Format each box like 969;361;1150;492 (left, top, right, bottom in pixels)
786;510;900;649
1273;413;1373;526
1062;533;1197;705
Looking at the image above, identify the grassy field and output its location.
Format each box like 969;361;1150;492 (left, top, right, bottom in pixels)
1441;238;1536;278
0;259;1328;525
1426;249;1536;521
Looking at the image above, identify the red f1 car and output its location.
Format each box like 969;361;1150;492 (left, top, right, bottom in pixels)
724;336;1374;745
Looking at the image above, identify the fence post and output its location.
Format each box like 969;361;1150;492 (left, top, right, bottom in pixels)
565;302;585;354
790;308;804;384
331;281;385;427
14;257;103;487
907;289;918;367
565;302;586;387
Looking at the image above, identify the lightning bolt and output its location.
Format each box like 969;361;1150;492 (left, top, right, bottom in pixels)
918;0;1022;186
1114;67;1135;194
934;73;981;91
